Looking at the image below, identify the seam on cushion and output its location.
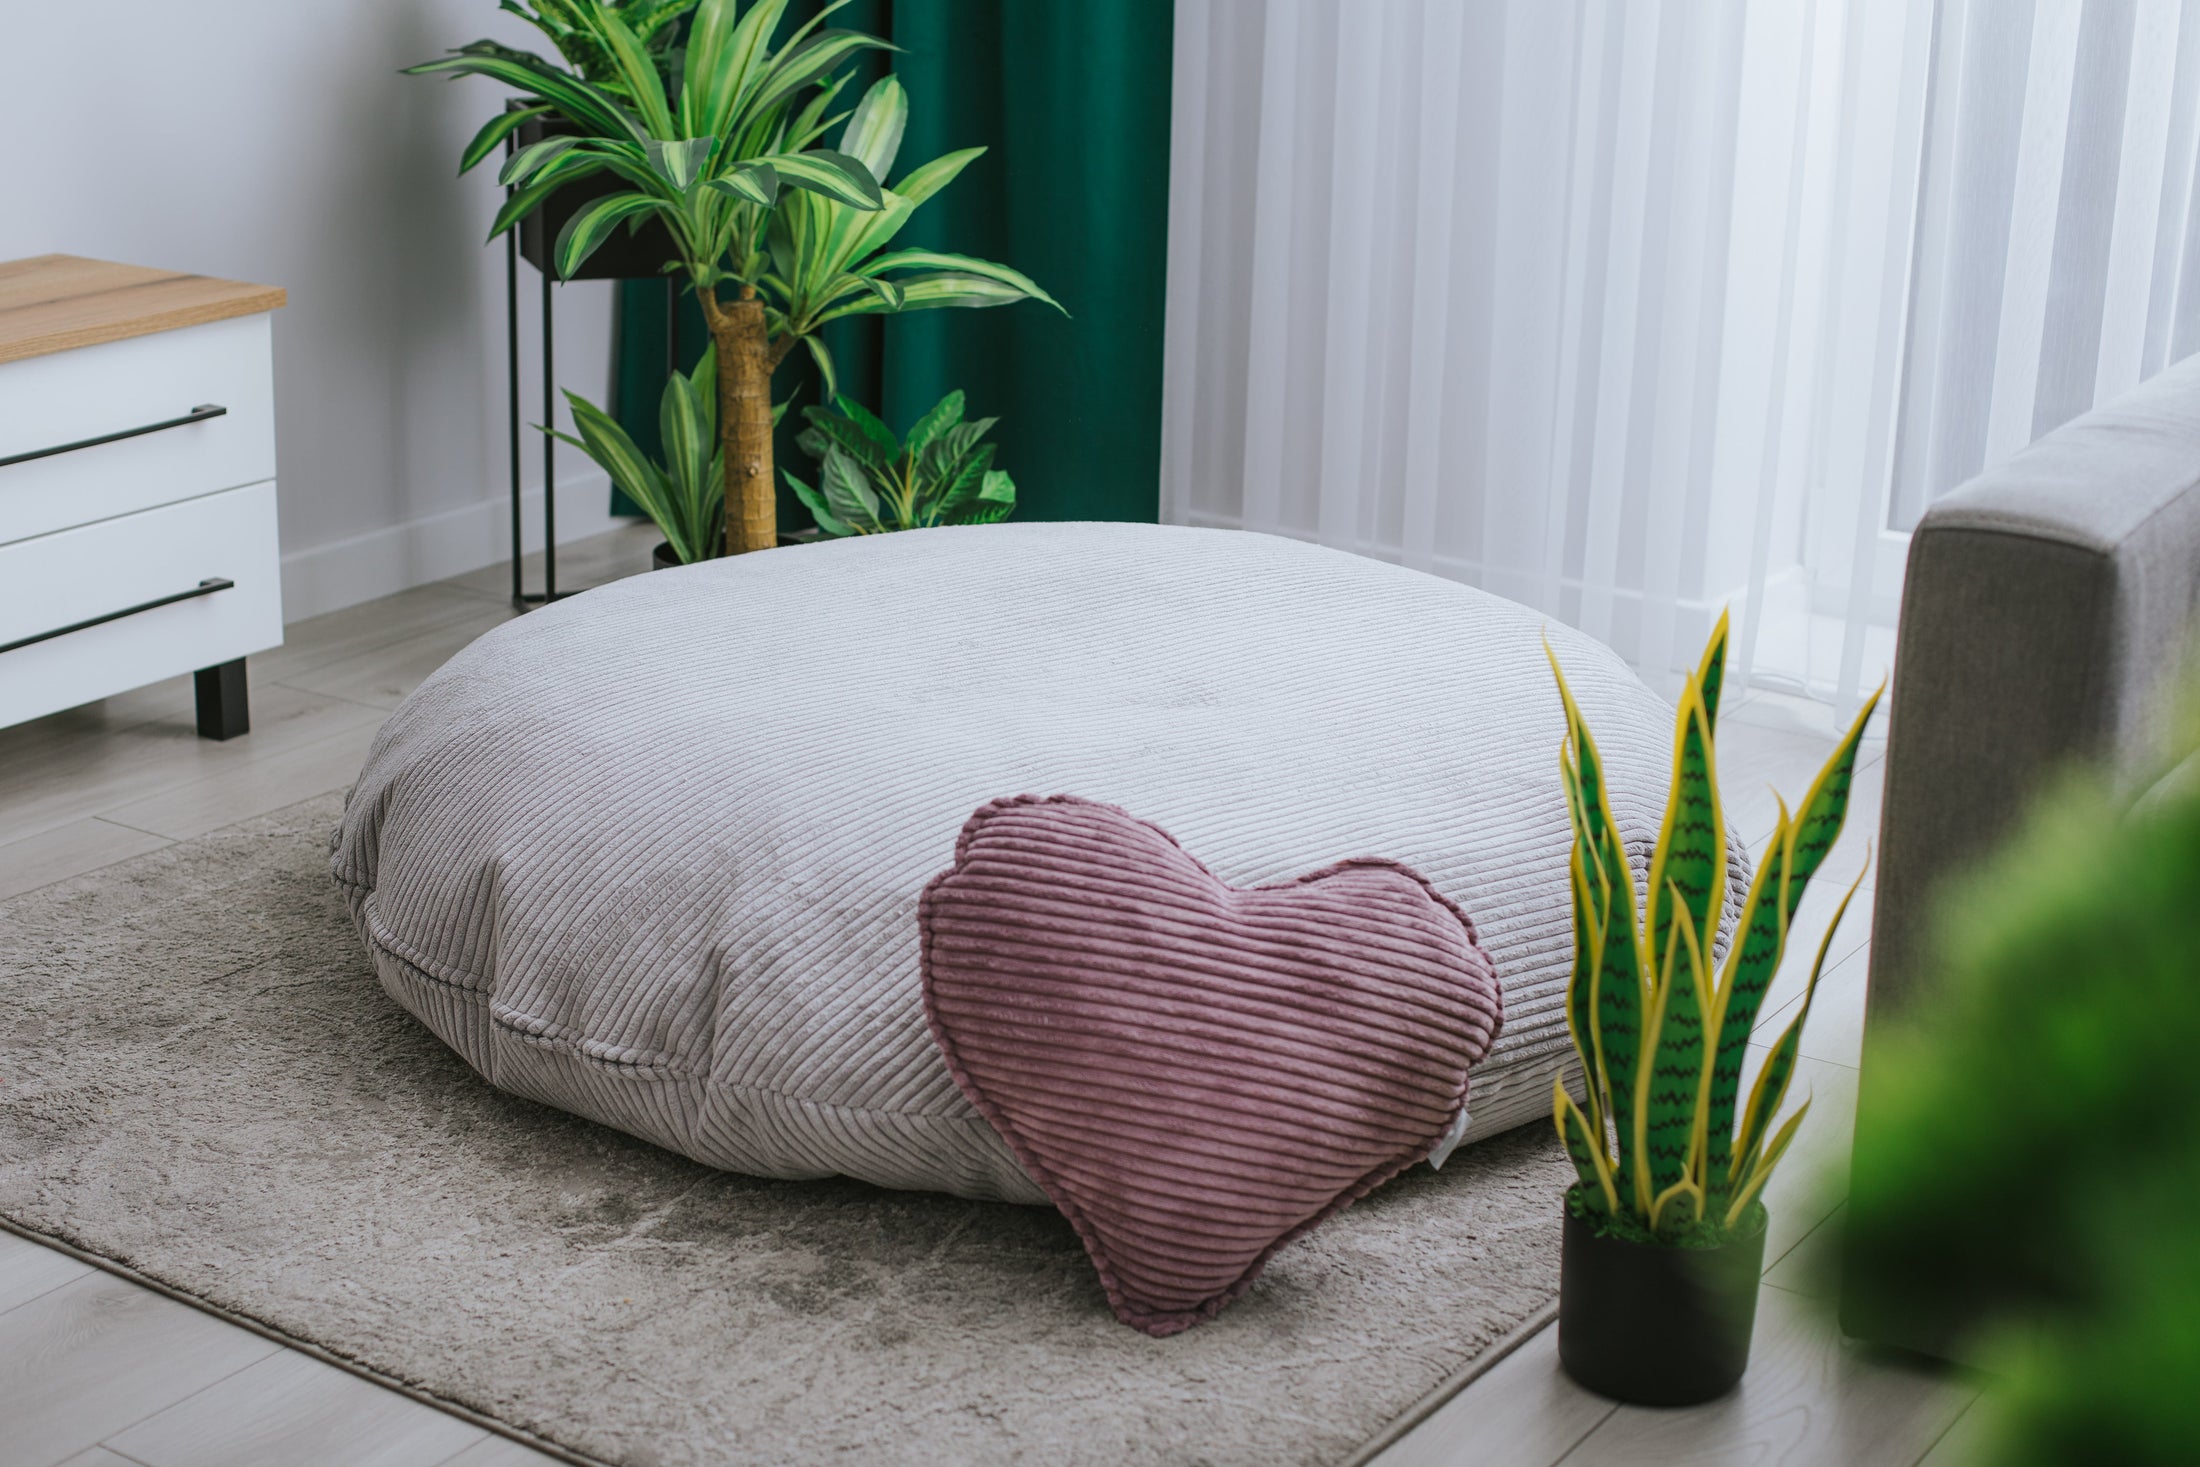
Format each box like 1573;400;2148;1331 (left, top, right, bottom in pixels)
491;1003;687;1072
356;893;495;997
363;923;1002;1129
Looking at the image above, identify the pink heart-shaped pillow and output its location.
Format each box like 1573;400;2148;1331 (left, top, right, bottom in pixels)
919;795;1503;1336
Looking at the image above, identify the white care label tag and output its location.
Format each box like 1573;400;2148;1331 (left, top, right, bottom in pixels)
1426;1105;1471;1170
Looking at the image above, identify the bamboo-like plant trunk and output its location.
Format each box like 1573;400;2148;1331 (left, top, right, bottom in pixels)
701;288;776;555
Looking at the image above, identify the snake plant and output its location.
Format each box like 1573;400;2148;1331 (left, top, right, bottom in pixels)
1549;613;1880;1244
784;390;1015;536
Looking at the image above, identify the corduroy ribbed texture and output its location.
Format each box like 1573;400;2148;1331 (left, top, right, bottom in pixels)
331;522;1749;1205
920;795;1502;1336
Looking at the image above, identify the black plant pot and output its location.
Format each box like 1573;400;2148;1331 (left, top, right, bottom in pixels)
1558;1204;1768;1406
514;113;682;281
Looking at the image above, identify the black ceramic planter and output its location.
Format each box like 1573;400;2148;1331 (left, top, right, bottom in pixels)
514;113;682;281
1558;1204;1768;1406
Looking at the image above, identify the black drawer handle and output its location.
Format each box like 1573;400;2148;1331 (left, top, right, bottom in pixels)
0;404;229;469
0;577;234;655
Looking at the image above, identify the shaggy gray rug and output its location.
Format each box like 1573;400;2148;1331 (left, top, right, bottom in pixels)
0;794;1572;1467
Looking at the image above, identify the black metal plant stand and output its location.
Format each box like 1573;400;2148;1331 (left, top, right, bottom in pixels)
502;171;683;609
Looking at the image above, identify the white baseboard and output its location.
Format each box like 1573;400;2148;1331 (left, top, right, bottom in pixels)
278;468;626;623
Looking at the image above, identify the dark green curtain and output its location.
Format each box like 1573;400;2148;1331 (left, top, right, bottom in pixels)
609;0;1173;529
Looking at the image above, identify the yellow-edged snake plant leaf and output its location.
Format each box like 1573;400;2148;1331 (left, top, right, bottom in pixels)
1701;803;1796;1206
1545;642;1649;1204
1557;1079;1618;1213
1727;865;1863;1199
1641;683;1726;1203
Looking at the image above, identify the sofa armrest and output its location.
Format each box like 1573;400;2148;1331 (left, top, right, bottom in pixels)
1844;355;2200;1357
1867;356;2200;1022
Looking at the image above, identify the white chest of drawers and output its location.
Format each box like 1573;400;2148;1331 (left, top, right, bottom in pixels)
0;255;286;738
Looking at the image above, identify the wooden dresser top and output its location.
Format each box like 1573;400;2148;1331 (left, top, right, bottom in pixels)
0;254;285;366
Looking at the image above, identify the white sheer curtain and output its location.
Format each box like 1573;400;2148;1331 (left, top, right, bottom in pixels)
1892;0;2200;528
1161;0;2200;708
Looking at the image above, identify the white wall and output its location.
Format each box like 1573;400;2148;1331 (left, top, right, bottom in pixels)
0;0;622;620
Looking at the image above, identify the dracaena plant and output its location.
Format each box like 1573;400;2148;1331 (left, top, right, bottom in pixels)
1547;613;1880;1245
784;390;1015;536
548;347;724;565
412;0;888;557
760;75;1061;404
411;0;1056;560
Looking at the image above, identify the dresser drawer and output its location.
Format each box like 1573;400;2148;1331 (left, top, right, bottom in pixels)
0;480;283;728
0;313;276;545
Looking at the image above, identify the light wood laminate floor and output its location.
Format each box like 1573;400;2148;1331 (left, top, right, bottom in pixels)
0;527;1979;1466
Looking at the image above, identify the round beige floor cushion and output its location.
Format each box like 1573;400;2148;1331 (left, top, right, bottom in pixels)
332;523;1741;1204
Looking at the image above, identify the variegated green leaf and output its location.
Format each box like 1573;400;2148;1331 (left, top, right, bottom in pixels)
864;249;1063;313
1556;1080;1619;1214
682;0;788;141
1643;879;1713;1199
904;390;964;457
1703;803;1796;1208
1698;607;1731;737
1726;869;1857;1198
1783;685;1884;924
832;396;899;456
801;332;839;405
460;104;549;175
591;5;675;137
1725;1099;1809;1229
1650;1174;1703;1236
1546;642;1648;1198
891;146;982;208
1627;925;1677;1216
500;133;583;187
750;29;895;119
837;74;907;180
708;165;779;208
552;392;685;559
553;191;659;279
1564;842;1607;1139
784;470;853;537
1645;683;1726;981
645;137;716;191
487;151;608;242
818;445;880;528
408;45;645;146
765;149;883;210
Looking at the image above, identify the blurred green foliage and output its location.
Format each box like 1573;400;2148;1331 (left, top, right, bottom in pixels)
1845;678;2200;1465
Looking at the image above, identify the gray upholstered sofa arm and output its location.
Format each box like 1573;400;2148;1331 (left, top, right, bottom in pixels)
1845;355;2200;1356
1866;356;2200;1023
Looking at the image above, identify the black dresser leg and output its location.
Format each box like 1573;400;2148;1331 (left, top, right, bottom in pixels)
194;658;250;740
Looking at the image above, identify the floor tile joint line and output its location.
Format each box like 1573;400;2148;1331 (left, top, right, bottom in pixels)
0;1214;598;1467
1339;1295;1565;1467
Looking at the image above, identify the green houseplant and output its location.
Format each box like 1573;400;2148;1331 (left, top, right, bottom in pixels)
1546;612;1879;1405
497;0;696;98
548;348;724;565
784;390;1015;536
411;0;1056;558
1842;676;2200;1466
